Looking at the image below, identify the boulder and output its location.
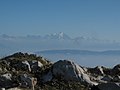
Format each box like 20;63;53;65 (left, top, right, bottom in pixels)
52;60;97;85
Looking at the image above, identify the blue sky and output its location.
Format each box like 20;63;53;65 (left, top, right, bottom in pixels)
0;0;120;40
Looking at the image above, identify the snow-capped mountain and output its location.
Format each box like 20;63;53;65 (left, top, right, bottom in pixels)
44;32;71;40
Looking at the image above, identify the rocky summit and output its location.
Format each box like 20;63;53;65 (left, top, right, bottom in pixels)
0;52;120;90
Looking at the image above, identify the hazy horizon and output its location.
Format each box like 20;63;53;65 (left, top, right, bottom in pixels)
0;0;120;41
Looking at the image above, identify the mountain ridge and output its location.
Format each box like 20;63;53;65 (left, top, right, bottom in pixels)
36;49;120;55
0;32;112;41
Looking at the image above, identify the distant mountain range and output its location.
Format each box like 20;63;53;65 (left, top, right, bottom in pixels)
36;49;120;55
0;32;120;56
0;32;71;40
0;32;111;41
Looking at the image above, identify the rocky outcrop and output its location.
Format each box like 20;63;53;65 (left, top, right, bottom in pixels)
0;52;50;90
0;52;120;90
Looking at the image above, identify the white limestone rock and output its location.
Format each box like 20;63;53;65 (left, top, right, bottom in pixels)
21;61;31;72
2;73;12;80
52;60;97;85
